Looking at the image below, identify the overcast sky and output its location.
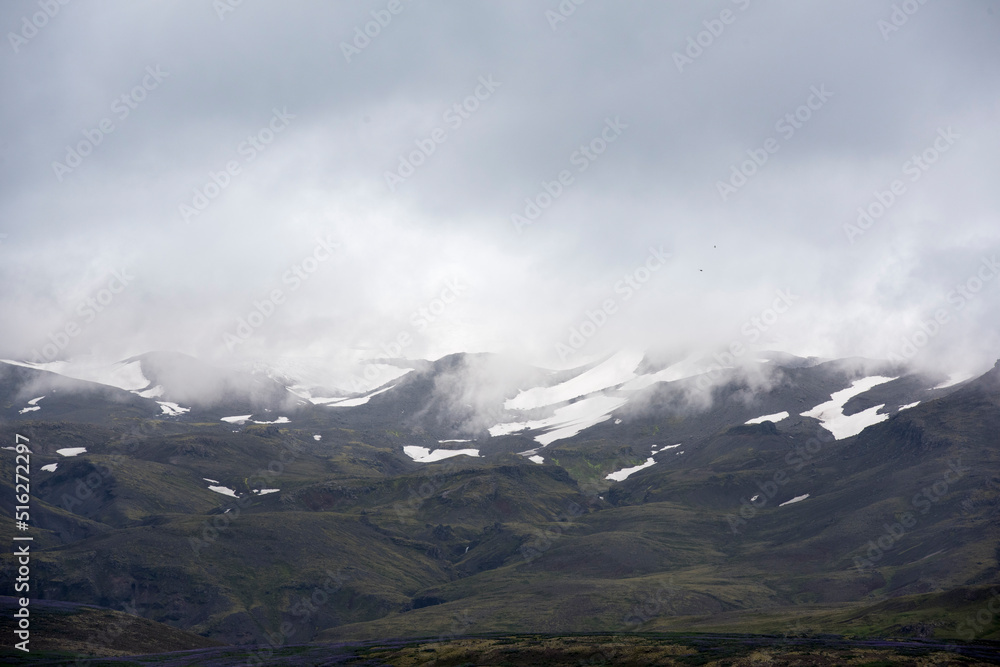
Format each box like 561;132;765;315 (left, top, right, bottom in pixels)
1;0;998;376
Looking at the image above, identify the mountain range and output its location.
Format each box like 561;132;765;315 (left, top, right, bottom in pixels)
1;348;998;661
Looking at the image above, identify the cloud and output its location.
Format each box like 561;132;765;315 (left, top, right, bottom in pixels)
1;0;998;375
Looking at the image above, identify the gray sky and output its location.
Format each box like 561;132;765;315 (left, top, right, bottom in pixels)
2;0;998;375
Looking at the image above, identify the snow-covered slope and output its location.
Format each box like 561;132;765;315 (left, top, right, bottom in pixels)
490;394;630;446
4;348;978;461
1;358;149;392
249;357;415;399
800;375;896;440
504;350;643;410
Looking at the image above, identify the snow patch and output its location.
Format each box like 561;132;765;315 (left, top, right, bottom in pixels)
252;416;289;424
104;360;149;391
932;373;973;390
221;414;252;424
57;447;87;457
528;455;544;464
505;350;644;410
18;396;45;414
606;457;656;482
41;463;58;472
253;488;280;495
323;383;397;407
489;394;628;446
779;494;810;507
618;355;708;391
137;385;165;399
745;411;789;425
898;401;920;411
800;376;896;440
203;478;219;483
208;485;238;498
403;446;480;463
158;401;190;416
1;358;149;392
313;434;322;441
274;362;412;400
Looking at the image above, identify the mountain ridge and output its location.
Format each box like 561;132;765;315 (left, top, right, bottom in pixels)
1;348;997;649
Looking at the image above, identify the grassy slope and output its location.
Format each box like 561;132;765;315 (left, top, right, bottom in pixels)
0;365;997;648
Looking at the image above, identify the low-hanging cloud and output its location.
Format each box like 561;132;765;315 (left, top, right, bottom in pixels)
1;0;998;379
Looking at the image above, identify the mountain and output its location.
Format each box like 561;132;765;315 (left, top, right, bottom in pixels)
1;349;997;658
0;358;159;424
0;352;296;420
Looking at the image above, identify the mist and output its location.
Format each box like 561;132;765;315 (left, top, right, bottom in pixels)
2;0;998;379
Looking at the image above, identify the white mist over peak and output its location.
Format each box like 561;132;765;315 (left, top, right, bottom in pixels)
1;357;149;392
